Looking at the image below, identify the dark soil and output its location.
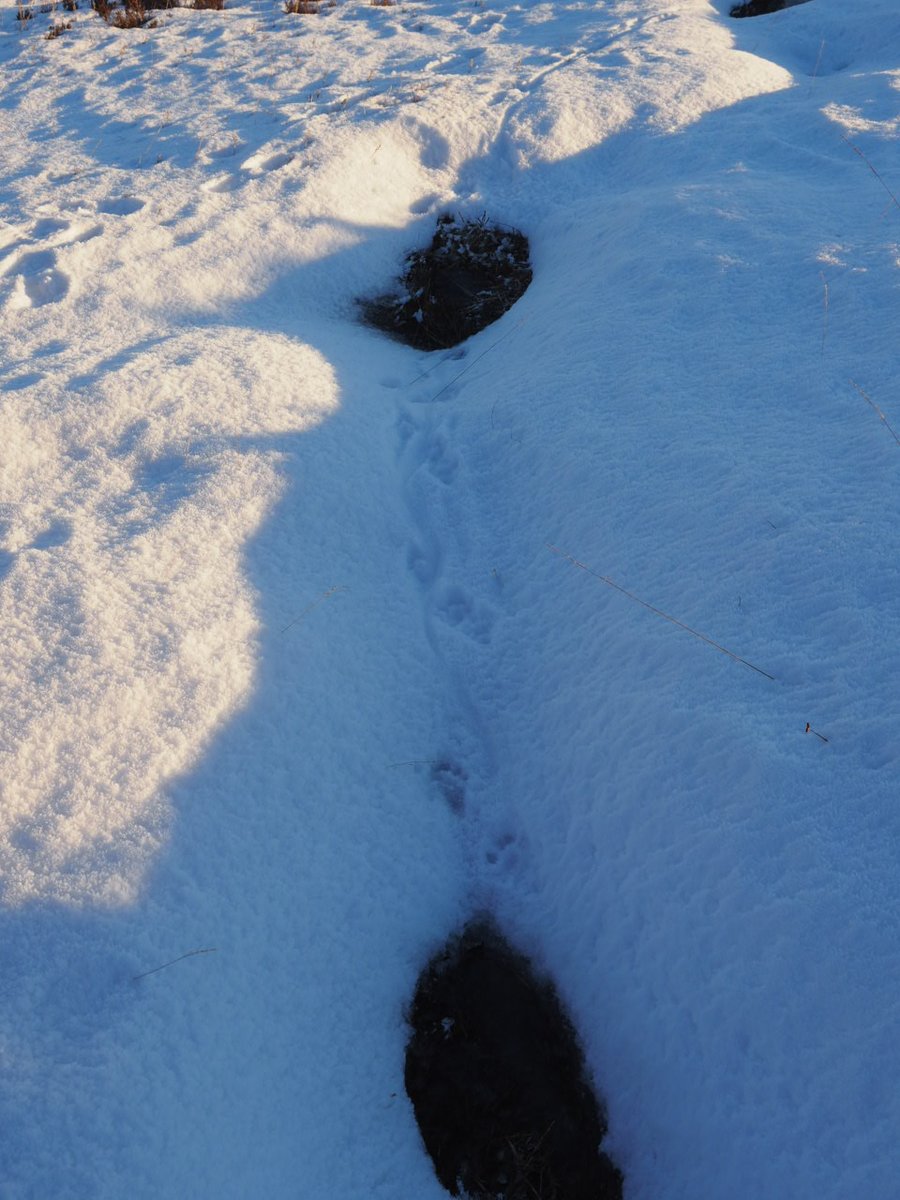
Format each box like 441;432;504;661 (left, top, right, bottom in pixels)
405;921;623;1200
729;0;797;15
363;214;532;351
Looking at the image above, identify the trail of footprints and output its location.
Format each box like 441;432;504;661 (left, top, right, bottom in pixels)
201;145;297;195
0;201;143;311
1;134;300;312
398;402;497;649
0;224;82;310
0;136;298;309
396;371;524;882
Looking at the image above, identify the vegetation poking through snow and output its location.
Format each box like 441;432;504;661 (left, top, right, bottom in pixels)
730;0;812;16
91;0;223;26
363;214;532;351
405;922;623;1200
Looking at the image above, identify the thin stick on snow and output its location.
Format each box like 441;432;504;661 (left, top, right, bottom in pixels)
850;379;900;448
547;545;776;681
133;948;218;982
811;38;825;82
842;136;900;215
280;584;347;635
427;318;526;404
406;348;468;388
805;722;829;743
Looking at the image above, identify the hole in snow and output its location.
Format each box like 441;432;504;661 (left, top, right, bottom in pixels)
98;196;145;216
405;920;623;1200
362;214;531;350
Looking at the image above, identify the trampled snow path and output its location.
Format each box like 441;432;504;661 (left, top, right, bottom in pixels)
2;1;900;1197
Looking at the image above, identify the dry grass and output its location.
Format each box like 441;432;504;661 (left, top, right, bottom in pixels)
363;213;532;351
117;0;150;27
92;0;223;23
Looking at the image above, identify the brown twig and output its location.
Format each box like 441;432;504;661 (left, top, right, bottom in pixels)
842;135;900;215
429;317;526;404
133;947;218;982
849;379;900;448
548;544;776;680
819;270;829;356
279;584;346;634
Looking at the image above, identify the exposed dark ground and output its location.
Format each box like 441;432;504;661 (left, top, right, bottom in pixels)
405;922;623;1199
363;214;532;350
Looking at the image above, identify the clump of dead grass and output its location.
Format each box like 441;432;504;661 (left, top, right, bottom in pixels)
363;213;532;351
91;0;223;26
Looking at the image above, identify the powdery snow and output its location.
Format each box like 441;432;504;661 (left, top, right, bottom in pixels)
1;0;899;1197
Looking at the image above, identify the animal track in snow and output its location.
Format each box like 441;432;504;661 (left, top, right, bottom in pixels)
468;11;504;35
410;192;440;215
430;758;467;816
2;373;43;391
241;149;295;175
0;213;109;310
202;149;296;195
207;139;246;160
60;223;104;246
202;172;242;193
21;267;69;307
2;248;69;309
98;196;145;216
484;831;519;868
3;248;52;278
403;119;450;171
30;520;72;551
435;585;495;644
424;434;460;484
31;218;69;239
407;540;440;587
119;451;214;534
0;520;72;584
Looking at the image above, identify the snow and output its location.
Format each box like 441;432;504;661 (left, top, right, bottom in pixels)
1;0;899;1196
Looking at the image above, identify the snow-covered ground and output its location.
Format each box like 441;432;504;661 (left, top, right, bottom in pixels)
1;0;899;1195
